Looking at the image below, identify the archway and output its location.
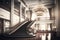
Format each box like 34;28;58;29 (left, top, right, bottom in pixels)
28;5;51;38
31;5;51;31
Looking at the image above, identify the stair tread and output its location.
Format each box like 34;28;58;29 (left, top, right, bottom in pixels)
6;21;33;37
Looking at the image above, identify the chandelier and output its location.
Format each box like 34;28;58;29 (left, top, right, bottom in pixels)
32;5;48;16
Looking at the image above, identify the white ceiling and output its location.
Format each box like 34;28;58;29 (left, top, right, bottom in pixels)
24;0;55;9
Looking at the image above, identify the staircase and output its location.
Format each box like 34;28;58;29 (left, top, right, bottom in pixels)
5;21;34;37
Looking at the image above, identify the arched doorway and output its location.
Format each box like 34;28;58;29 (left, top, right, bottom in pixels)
31;5;51;32
27;5;52;40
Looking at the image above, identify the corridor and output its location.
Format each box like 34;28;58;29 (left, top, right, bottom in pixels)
0;0;60;40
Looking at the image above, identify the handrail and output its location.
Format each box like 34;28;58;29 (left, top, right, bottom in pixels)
26;20;36;32
27;20;36;28
9;19;29;35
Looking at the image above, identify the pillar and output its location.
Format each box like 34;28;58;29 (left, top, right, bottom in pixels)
10;0;14;27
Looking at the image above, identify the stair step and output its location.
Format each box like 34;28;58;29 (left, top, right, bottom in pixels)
5;21;33;38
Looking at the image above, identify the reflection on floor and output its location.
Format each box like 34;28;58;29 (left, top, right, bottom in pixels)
35;33;51;40
1;32;59;40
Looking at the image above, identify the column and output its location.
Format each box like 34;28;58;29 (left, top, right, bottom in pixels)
10;0;14;27
19;2;21;22
20;3;22;22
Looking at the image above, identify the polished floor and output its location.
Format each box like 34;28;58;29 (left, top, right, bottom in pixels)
1;32;60;40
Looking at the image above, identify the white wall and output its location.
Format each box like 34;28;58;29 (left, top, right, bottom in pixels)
0;8;10;20
12;13;19;27
0;8;19;27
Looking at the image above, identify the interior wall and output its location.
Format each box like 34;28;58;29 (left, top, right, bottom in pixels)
0;8;10;20
54;0;60;36
48;0;60;37
12;14;19;27
0;7;19;29
57;0;60;36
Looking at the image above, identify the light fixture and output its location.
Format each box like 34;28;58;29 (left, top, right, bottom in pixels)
32;4;48;16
